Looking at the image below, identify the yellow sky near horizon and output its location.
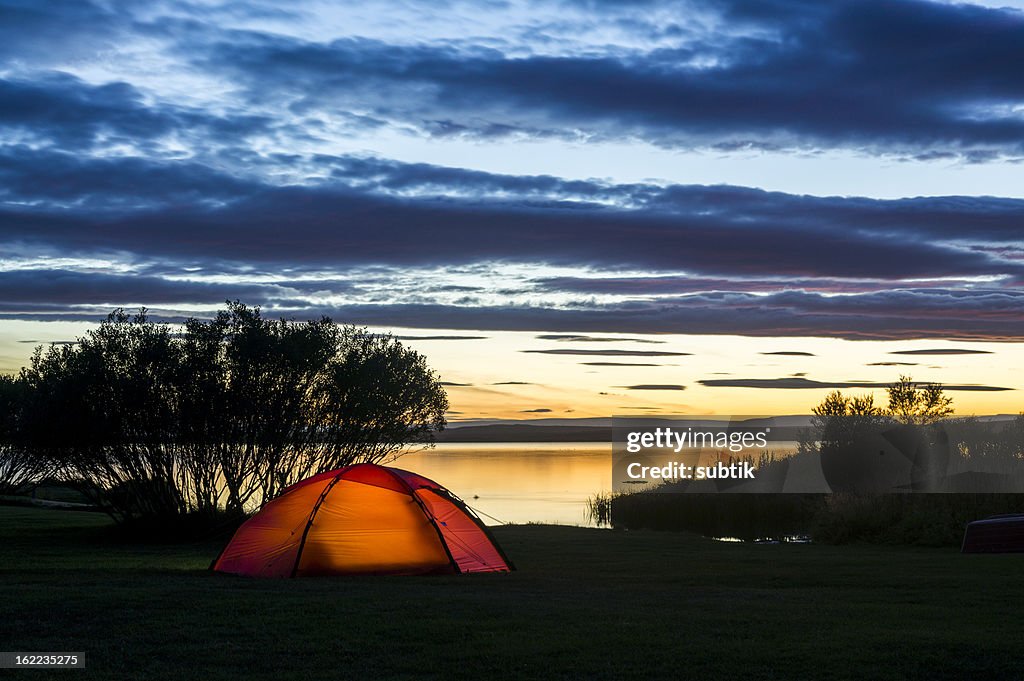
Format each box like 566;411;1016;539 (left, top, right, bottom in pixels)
1;320;1020;420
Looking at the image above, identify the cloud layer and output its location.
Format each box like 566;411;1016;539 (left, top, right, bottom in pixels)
0;0;1022;343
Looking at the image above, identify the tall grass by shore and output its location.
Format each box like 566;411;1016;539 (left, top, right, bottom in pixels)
589;491;1024;546
597;418;1024;545
588;491;822;541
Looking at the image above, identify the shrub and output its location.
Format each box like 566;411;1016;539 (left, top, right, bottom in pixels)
17;302;449;525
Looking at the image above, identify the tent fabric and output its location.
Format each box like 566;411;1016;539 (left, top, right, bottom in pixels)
212;463;513;577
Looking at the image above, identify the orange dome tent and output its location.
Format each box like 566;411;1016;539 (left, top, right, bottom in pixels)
212;463;514;577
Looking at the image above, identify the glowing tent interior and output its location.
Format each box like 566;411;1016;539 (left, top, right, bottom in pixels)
212;463;514;577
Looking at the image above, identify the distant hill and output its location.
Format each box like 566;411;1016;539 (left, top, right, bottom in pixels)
433;424;611;442
429;414;1018;443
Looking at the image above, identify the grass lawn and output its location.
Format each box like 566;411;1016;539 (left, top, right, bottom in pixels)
1;506;1022;680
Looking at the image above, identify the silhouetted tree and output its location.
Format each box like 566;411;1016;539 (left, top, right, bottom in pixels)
18;303;449;523
805;377;958;492
808;376;953;439
886;375;953;425
20;309;188;520
177;302;449;512
804;389;887;455
311;326;449;469
0;374;51;494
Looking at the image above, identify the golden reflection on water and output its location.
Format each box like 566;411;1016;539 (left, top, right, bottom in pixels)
396;442;612;527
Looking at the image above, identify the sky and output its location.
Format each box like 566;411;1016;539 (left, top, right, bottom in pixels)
1;0;1023;419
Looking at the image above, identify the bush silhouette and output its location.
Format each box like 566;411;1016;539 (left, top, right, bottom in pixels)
0;374;52;494
15;302;448;524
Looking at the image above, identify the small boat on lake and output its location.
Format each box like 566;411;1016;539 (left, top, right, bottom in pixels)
961;514;1024;553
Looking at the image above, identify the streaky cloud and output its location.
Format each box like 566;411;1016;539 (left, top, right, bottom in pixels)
889;349;993;355
523;349;691;356
619;384;687;390
580;362;663;366
535;334;664;344
699;377;1011;391
393;335;488;340
866;362;918;366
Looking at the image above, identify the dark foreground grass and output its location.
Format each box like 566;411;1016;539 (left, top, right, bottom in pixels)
1;507;1022;681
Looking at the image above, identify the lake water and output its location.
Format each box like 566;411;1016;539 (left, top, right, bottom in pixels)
397;442;611;527
394;440;800;526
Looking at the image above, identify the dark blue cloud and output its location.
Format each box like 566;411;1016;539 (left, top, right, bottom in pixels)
236;294;1024;342
192;0;1024;156
0;147;257;209
0;0;1021;345
0;71;274;153
0;74;178;151
2;291;1019;342
4;0;1024;157
0;269;272;305
1;167;1021;281
0;0;123;64
0;151;1021;339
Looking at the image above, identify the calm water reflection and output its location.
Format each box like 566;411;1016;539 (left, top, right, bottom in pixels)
397;442;611;527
